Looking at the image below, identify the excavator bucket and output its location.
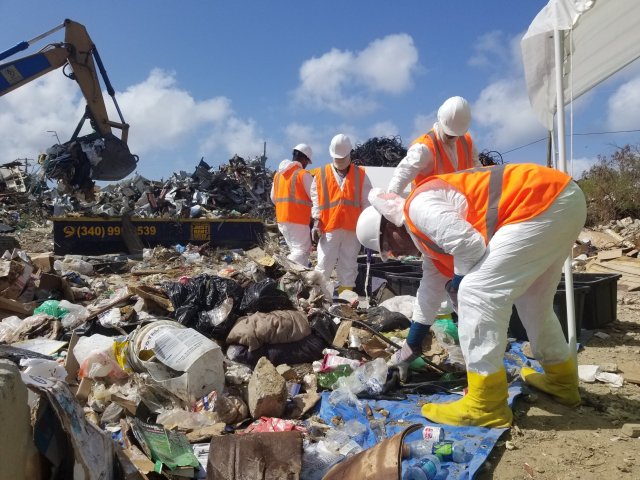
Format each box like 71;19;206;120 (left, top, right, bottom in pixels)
42;132;138;195
89;134;138;181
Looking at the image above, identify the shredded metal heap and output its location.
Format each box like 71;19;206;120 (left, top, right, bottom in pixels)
351;136;407;168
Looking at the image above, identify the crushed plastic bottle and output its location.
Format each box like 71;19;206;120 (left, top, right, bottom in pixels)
403;454;441;480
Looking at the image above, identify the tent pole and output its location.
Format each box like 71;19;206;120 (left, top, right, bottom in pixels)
554;28;578;357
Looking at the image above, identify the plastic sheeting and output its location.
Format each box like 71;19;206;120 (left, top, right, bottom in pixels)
522;0;640;130
315;342;538;479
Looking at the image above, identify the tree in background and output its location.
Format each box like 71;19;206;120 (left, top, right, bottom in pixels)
578;144;640;226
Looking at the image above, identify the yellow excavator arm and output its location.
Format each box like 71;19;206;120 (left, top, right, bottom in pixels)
0;19;137;187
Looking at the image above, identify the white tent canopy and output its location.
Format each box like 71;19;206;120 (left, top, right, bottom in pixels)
521;0;640;353
522;0;640;130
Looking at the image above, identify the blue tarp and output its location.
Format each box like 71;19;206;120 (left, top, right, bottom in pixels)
315;341;540;479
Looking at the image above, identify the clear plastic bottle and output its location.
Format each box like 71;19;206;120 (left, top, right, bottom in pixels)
402;440;439;459
432;440;466;463
403;454;442;480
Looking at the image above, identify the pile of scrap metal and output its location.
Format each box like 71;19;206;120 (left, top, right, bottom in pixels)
41;154;276;220
351;136;407;168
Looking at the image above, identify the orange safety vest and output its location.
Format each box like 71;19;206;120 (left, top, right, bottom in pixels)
404;164;573;277
410;130;474;187
316;164;365;232
273;165;312;224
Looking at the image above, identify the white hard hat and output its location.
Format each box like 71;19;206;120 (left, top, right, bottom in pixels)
293;143;313;162
437;96;471;137
329;134;352;159
356;206;383;253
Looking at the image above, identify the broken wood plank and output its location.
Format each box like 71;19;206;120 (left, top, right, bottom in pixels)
597;249;623;261
332;320;352;348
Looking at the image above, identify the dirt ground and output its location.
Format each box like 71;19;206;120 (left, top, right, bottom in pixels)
480;290;640;479
4;224;640;479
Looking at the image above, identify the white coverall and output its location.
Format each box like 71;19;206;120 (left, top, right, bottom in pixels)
406;179;586;375
270;160;313;266
387;122;479;196
310;165;372;289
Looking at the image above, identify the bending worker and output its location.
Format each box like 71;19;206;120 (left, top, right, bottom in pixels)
387;96;478;195
356;163;586;427
270;144;314;266
311;133;371;294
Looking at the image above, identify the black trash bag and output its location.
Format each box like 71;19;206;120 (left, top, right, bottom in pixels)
163;274;245;340
308;310;339;346
226;333;327;367
365;306;411;332
239;278;293;314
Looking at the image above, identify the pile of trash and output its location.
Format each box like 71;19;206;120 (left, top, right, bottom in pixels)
0;235;473;479
18;154;277;221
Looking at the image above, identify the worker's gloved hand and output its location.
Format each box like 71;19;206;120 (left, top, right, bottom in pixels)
445;274;464;313
388;322;430;382
311;220;322;244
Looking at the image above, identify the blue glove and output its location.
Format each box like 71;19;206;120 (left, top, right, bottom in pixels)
451;274;464;291
406;322;431;351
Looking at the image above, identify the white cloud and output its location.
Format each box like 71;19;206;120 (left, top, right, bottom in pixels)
569;156;598;179
367;121;400;139
473;78;543;149
356;34;418;93
606;75;640;130
468;31;509;68
294;34;419;116
409;112;437;141
0;74;82;161
0;68;267;177
115;69;233;154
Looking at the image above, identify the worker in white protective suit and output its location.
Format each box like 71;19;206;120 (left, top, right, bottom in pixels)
311;134;372;293
356;163;586;428
387;96;478;196
270;144;314;266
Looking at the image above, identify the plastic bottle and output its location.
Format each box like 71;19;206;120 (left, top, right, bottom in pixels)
432;440;466;463
403;440;438;459
403;455;441;480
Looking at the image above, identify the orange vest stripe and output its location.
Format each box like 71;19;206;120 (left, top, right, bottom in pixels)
274;166;312;224
411;130;474;187
316;164;365;232
404;164;573;277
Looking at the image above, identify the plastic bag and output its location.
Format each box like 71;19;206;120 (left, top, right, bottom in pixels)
74;334;128;380
34;300;69;319
432;318;459;345
378;295;415;319
239;278;294;314
308;310;339;346
163;274;245;340
57;300;89;329
366;306;411;332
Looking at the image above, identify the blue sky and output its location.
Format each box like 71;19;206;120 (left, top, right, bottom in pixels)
1;0;639;181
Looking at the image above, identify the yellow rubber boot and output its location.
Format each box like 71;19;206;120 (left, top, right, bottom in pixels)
520;357;580;407
422;369;512;428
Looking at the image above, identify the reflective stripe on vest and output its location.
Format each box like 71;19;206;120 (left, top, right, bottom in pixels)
316;164;364;232
273;167;312;224
405;164;572;276
411;130;474;187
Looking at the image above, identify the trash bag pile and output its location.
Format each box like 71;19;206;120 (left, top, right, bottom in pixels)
0;233;474;479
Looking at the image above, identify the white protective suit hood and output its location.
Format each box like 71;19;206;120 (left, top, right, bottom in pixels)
278;159;302;173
